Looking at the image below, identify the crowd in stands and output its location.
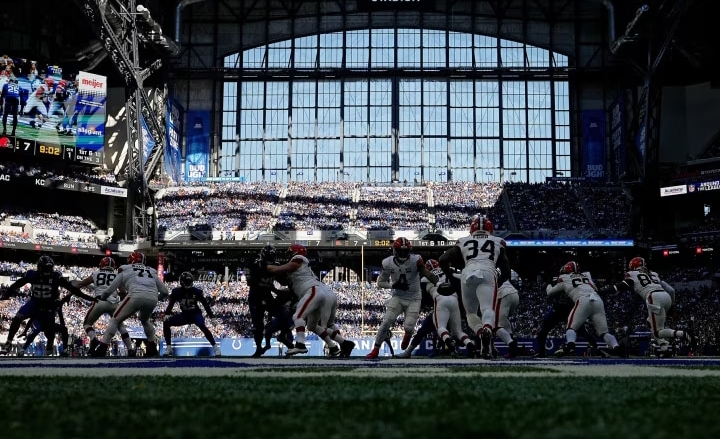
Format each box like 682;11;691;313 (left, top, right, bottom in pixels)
504;182;592;235
433;181;508;231
151;180;640;237
276;182;355;231
2;258;718;355
1;211;96;234
156;182;281;232
356;186;429;231
0;162;118;187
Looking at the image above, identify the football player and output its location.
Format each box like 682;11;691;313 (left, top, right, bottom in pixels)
72;257;134;355
439;215;510;358
24;77;52;128
247;245;291;357
533;288;599;358
18;297;70;357
163;272;221;357
1;256;96;355
495;269;521;358
91;251;169;357
604;257;688;347
266;244;355;357
1;76;20;136
366;238;439;359
546;261;623;356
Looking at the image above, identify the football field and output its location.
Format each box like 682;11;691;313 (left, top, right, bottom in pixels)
1;357;719;439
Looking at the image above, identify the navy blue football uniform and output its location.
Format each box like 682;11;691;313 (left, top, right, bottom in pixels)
165;286;212;327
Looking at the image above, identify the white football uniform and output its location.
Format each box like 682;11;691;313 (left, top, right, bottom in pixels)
373;254;426;345
82;268;129;334
624;269;677;339
287;255;340;345
546;272;610;335
456;231;506;335
495;270;519;333
99;263;168;345
423;268;470;346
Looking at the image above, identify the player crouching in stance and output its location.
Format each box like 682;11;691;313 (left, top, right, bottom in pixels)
2;256;96;356
546;261;624;357
266;244;355;358
367;238;439;359
604;257;689;350
163;272;221;357
72;257;135;356
439;215;510;359
92;252;169;357
495;269;521;358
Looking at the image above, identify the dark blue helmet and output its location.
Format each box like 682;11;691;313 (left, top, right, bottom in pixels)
37;255;54;274
179;272;194;288
259;245;277;262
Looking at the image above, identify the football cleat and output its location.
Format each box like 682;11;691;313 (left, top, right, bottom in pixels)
480;327;493;358
339;340;356;358
286;342;308;356
91;342;109;357
16;348;25;357
396;348;413;358
365;347;380;359
213;344;222;357
146;342;159;357
465;342;477;358
163;346;173;357
328;345;341;357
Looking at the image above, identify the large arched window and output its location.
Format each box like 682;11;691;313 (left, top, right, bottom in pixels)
220;29;570;183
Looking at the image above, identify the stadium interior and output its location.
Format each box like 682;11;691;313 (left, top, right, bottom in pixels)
1;0;720;438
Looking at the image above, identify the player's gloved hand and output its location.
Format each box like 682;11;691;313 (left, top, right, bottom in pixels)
391;280;409;291
435;282;454;296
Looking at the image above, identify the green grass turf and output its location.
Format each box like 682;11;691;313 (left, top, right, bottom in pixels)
12;124;76;147
1;375;719;439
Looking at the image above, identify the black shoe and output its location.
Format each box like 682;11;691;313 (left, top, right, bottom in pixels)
128;349;137;357
563;342;576;356
339;340;356;358
87;338;100;355
383;332;394;356
533;352;547;358
328;346;341;357
465;342;476;358
251;348;265;358
91;342;108;357
443;338;457;355
145;342;159;357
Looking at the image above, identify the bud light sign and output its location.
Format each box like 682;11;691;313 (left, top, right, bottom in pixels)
581;110;606;181
185;110;210;180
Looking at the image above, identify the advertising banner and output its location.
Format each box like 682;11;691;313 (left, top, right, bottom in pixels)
185;111;210;180
75;71;108;152
581;110;606;180
609;94;626;178
165;98;183;183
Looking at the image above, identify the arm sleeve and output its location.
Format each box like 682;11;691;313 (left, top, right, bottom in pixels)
5;276;31;296
59;277;95;301
439;246;462;279
164;293;176;314
376;270;392;289
155;276;170;300
100;272;125;300
420;266;439;285
546;282;565;296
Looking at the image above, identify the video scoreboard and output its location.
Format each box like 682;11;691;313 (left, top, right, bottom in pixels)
0;135;103;165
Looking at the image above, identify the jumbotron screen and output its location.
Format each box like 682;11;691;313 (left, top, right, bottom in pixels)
0;54;106;165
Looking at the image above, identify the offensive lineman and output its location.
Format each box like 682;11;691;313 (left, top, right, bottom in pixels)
546;261;623;356
604;257;689;346
366;238;439;359
439;215;510;358
163;272;221;357
72;256;135;355
266;244;355;357
92;252;168;357
495;269;521;358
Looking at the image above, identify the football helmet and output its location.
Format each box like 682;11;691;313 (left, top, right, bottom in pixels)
179;272;194;288
425;259;440;272
128;251;145;265
99;257;115;269
560;261;580;275
392;237;412;263
44;77;54;88
287;243;307;258
629;257;646;271
259;245;277;262
37;255;54;274
470;214;493;234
